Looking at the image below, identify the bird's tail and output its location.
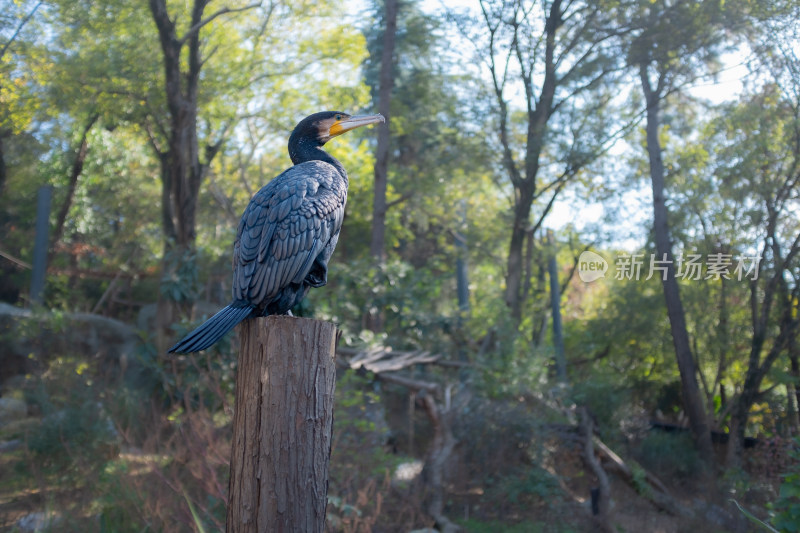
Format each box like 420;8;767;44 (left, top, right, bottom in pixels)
168;305;255;353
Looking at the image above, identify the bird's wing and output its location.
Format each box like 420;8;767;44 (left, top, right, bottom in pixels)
232;161;346;305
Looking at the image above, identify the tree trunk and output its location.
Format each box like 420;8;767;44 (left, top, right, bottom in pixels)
227;316;338;533
505;186;535;321
503;0;561;323
30;186;52;305
149;0;205;253
729;307;796;464
149;0;228;350
712;276;730;419
580;407;612;532
367;0;397;332
0;133;7;194
49;114;99;259
548;232;566;382
420;392;461;533
790;339;800;431
370;0;397;263
640;64;713;464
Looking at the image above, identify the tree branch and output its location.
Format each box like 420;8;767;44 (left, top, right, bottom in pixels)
0;0;43;61
385;191;414;210
49;113;100;257
178;2;262;46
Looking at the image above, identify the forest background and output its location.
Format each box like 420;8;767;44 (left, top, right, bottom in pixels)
1;0;800;531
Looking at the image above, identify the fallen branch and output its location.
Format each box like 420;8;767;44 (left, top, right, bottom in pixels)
593;435;693;518
346;347;440;373
375;372;439;393
580;407;613;532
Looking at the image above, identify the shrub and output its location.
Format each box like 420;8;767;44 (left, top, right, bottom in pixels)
637;430;701;480
771;438;800;533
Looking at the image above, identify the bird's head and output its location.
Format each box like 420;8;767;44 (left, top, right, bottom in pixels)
292;111;385;147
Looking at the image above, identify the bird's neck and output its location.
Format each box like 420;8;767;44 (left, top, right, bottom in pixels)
289;137;347;179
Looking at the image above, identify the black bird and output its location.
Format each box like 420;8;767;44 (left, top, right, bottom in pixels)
169;111;384;353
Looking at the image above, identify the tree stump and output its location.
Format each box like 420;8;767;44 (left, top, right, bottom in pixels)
227;315;338;533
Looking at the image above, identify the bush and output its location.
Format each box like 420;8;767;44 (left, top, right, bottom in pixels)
27;400;118;474
24;358;119;478
637;430;701;480
771;438;800;532
570;374;631;435
495;465;560;503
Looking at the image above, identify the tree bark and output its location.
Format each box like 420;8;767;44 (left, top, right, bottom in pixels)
639;64;713;464
499;0;561;322
149;0;204;252
0;133;7;194
149;0;229;350
580;407;612;532
548;232;566;382
227;316;338;533
420;391;461;533
790;338;800;431
369;0;397;264
49;113;99;258
366;0;397;333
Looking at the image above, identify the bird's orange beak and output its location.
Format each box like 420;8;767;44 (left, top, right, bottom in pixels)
329;114;385;138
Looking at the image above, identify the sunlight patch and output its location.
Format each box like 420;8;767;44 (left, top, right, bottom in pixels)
393;460;424;482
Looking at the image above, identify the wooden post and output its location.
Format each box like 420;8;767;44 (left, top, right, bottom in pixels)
227;315;338;533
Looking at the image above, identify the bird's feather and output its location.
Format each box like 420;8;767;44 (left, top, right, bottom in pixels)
233;160;347;307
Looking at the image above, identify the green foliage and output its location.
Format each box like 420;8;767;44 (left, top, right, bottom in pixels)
312;256;464;352
637;430;702;480
159;246;200;304
328;369;403;529
24;358;118;477
630;461;652;498
570;374;631;434
96;467;151;533
494;466;560;503
26;400;117;471
771;439;800;533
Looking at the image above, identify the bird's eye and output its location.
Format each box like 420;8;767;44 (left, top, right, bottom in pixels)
335;114;342;121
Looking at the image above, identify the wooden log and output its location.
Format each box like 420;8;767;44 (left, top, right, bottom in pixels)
419;392;462;533
227;316;338;533
580;407;613;532
592;435;693;519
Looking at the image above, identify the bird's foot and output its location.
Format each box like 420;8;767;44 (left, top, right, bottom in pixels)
305;268;327;288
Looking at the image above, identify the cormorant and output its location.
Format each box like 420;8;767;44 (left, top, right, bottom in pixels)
169;111;384;353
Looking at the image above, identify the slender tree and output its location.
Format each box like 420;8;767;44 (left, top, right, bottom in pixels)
364;0;398;333
638;62;713;461
472;0;625;324
49;113;99;259
625;0;747;462
370;0;398;264
710;85;800;463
